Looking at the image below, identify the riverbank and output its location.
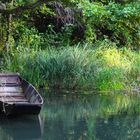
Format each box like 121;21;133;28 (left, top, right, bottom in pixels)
1;42;140;92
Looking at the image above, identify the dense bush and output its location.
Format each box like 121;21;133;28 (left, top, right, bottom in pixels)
76;0;140;48
11;0;140;49
1;0;140;49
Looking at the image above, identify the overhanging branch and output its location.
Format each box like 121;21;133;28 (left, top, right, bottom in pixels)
0;0;48;15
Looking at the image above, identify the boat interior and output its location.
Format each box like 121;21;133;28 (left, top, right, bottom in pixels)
0;74;42;104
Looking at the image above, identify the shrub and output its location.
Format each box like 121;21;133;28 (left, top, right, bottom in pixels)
78;1;140;47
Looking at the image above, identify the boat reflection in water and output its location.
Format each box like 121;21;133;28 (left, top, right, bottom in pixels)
0;115;43;140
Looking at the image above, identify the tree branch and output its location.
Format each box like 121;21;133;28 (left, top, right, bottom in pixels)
0;0;48;15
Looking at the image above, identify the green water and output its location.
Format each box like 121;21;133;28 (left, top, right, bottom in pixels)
0;93;140;140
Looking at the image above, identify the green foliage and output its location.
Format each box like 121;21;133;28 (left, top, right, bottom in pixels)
12;20;74;49
2;42;140;91
77;0;140;47
1;0;140;49
15;27;41;48
40;24;74;47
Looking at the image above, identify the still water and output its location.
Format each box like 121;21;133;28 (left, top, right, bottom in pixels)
0;92;140;140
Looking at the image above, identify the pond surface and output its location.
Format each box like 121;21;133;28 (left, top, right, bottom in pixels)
0;92;140;140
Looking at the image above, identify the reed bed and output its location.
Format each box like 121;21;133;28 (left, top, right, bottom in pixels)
2;44;140;91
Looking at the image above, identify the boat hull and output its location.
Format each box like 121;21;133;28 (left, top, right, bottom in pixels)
0;102;41;115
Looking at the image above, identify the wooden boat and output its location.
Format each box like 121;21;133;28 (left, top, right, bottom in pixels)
0;73;43;115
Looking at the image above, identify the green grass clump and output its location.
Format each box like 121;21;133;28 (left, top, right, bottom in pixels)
2;44;140;91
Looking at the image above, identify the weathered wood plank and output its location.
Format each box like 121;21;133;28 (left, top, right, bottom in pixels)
6;101;30;104
0;84;21;87
0;87;23;93
0;96;28;102
0;76;21;84
0;92;24;96
0;73;19;76
5;100;28;102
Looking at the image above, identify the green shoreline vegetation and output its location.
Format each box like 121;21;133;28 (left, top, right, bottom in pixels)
0;0;140;92
1;42;140;91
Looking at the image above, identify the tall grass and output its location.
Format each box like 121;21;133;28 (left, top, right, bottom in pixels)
2;44;140;91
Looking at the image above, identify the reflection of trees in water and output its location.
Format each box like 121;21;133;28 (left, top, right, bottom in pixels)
95;115;140;140
0;128;10;140
43;117;88;140
41;94;140;140
0;94;139;140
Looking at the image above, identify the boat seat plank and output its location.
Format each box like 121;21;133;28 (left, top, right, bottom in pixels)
0;73;19;76
0;92;23;96
6;101;30;104
0;96;26;99
0;93;24;97
0;96;28;102
5;100;29;103
0;84;21;87
0;76;21;84
0;87;23;93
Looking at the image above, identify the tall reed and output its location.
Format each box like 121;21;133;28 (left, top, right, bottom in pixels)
2;44;140;91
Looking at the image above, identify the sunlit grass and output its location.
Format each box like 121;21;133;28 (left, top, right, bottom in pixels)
2;43;140;91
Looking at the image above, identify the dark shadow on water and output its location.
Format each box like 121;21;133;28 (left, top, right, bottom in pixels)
95;114;140;140
0;115;42;140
